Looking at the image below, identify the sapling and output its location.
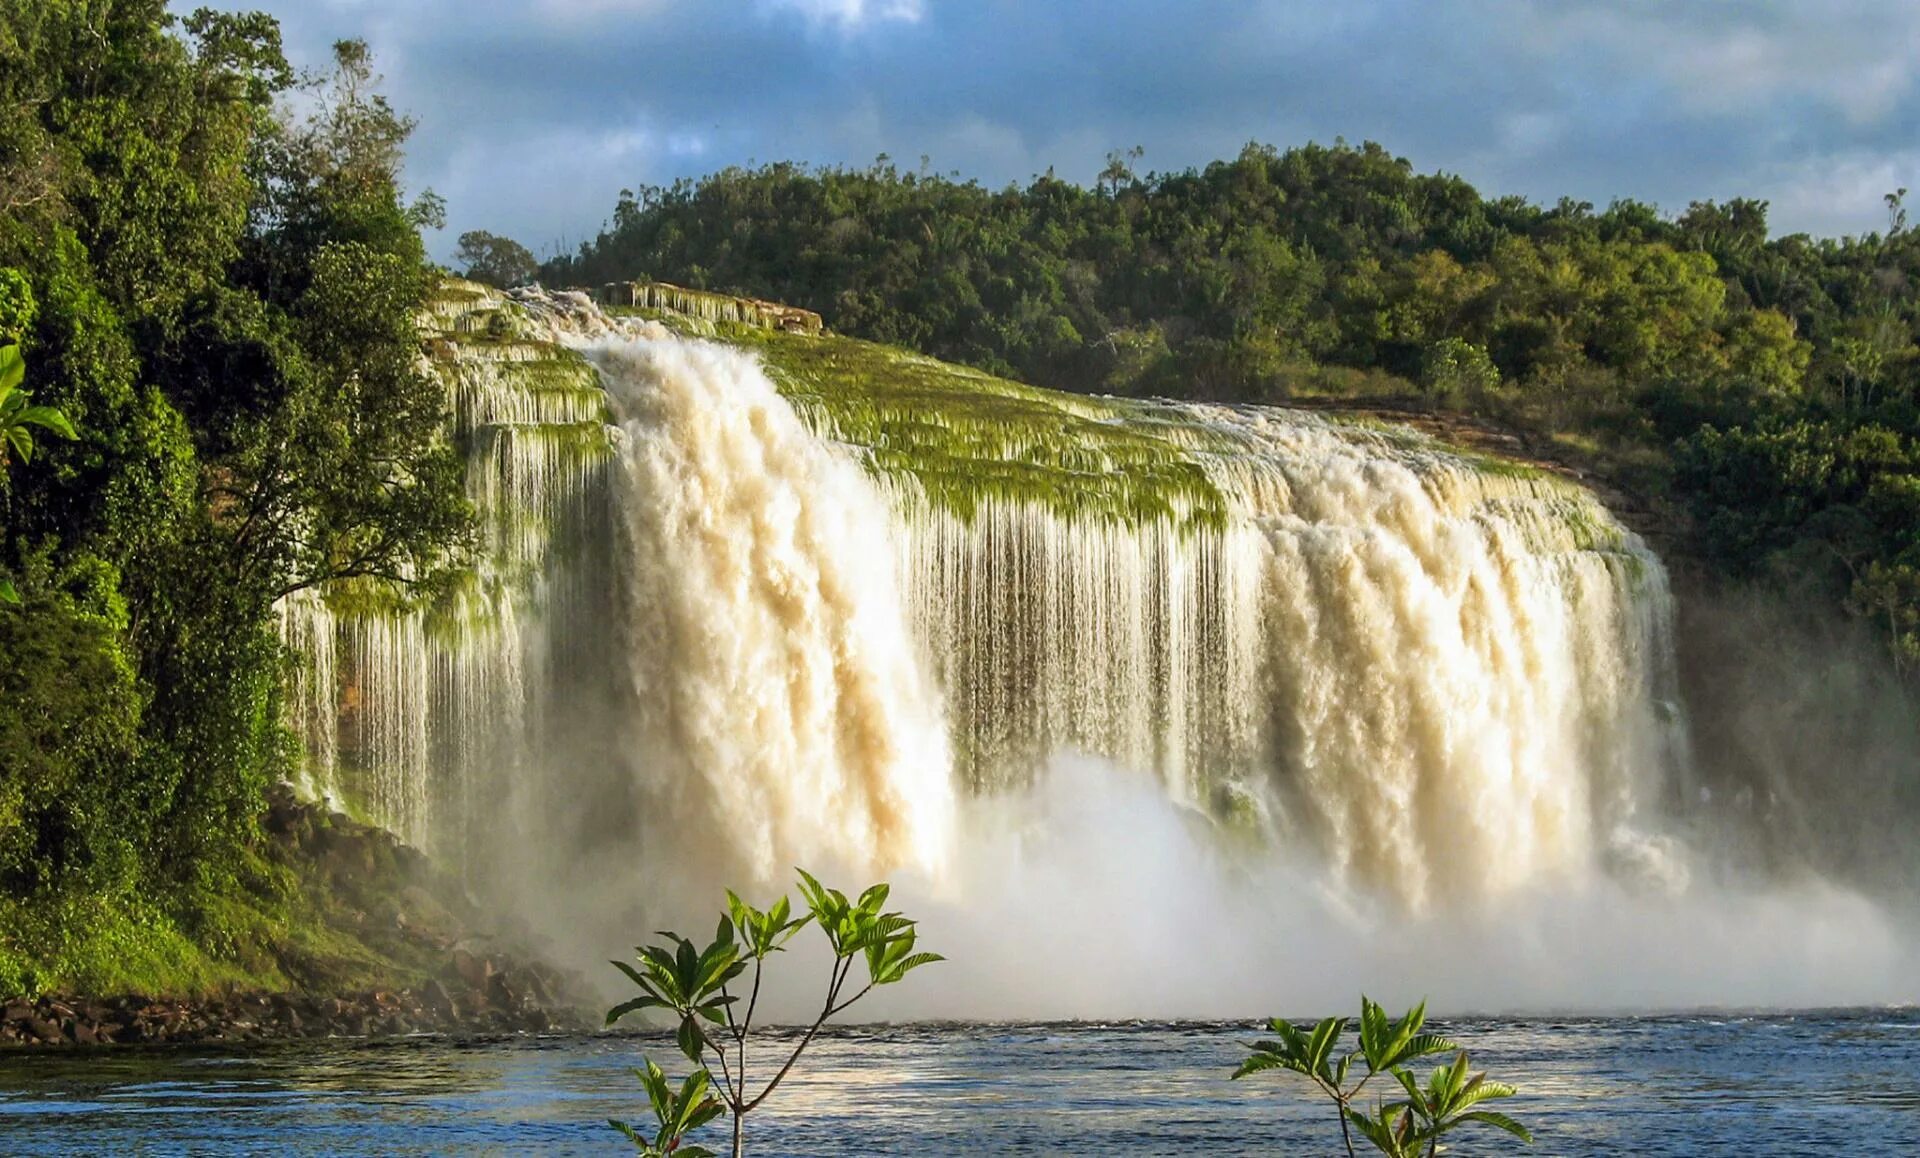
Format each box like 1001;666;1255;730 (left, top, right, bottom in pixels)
607;869;942;1157
1232;996;1532;1158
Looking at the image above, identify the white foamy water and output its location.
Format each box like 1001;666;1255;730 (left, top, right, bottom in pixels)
588;334;956;883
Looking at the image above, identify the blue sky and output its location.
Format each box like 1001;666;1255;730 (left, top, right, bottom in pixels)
227;0;1920;262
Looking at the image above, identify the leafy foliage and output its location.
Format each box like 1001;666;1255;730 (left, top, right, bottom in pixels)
607;870;942;1156
455;230;538;288
609;1059;725;1158
0;6;464;989
1234;996;1530;1157
0;345;76;470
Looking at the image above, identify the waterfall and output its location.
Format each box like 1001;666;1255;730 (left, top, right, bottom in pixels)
587;335;957;882
277;287;1686;912
277;295;618;850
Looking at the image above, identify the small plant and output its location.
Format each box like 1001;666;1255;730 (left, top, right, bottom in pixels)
1233;996;1531;1158
607;869;942;1157
0;344;77;472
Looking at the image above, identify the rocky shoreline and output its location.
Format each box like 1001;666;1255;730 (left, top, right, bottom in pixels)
0;972;590;1049
0;789;600;1050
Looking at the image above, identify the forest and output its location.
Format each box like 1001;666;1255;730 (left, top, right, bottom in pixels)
544;146;1920;673
0;3;468;990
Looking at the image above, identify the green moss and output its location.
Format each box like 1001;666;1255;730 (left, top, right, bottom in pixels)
714;324;1236;531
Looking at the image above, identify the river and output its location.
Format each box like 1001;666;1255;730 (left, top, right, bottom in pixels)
2;1014;1915;1154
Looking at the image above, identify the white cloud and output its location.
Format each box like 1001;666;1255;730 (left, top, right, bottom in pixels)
1497;0;1920;125
758;0;924;31
1760;149;1920;238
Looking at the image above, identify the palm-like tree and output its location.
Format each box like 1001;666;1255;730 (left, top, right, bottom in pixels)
0;344;75;471
0;343;78;607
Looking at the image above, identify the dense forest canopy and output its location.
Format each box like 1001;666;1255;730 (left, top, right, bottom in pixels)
0;2;466;989
542;146;1920;670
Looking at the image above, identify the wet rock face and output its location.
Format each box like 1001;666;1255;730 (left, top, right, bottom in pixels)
595;279;825;334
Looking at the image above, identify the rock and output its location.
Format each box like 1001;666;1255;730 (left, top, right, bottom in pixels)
487;972;520;1012
449;947;493;991
420;978;455;1019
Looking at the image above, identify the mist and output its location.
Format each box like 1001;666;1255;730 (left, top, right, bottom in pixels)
850;755;1920;1022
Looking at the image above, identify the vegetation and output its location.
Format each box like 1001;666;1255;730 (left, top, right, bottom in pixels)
547;145;1920;668
0;343;75;607
0;345;76;473
1234;997;1531;1158
606;871;942;1157
454;230;538;289
0;4;467;994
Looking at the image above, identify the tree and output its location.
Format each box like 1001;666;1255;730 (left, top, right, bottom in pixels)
0;344;75;609
0;4;465;965
455;230;538;288
607;871;943;1157
1421;337;1500;403
206;36;472;604
1232;996;1532;1158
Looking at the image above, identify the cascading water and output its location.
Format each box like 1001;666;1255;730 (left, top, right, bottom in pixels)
587;334;956;883
278;284;1687;920
876;412;1683;910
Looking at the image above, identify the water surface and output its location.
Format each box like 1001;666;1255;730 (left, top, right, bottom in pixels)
1;1013;1915;1154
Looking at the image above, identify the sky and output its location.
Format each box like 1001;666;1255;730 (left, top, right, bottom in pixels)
221;0;1920;263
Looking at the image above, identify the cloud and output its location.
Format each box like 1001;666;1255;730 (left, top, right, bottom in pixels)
192;0;1920;261
1495;0;1920;124
759;0;924;30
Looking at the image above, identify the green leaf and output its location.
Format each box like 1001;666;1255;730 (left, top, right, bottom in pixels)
607;1117;649;1152
1397;1032;1460;1064
1392;1066;1423;1107
640;1058;672;1122
17;405;75;441
883;950;943;981
1378;999;1427;1068
1346;1104;1422;1158
1459;1109;1534;1142
1452;1076;1519;1114
611;958;656;991
673;1070;712;1128
606;995;664;1025
1306;1016;1346;1081
0;579;17;607
676;1017;706;1064
0;346;22;394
